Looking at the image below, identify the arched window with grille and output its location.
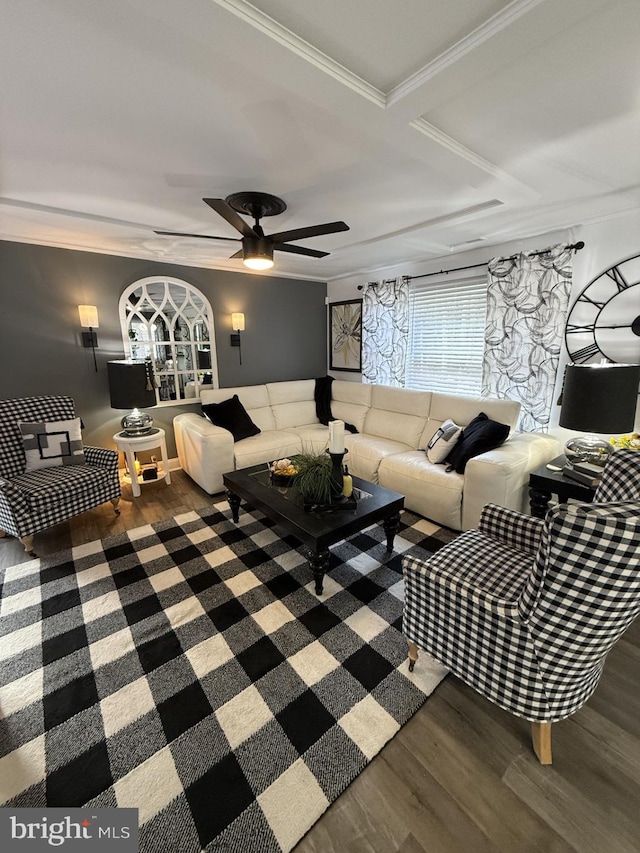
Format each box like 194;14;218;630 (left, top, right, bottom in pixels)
119;277;218;404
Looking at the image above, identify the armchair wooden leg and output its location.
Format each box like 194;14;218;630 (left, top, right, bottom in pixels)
111;498;121;515
531;722;552;765
19;534;35;556
407;640;419;672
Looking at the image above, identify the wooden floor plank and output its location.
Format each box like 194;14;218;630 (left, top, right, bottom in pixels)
397;698;576;853
380;736;502;853
570;705;640;785
503;754;640;853
2;470;639;853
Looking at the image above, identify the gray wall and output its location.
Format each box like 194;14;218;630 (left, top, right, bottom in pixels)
0;240;327;456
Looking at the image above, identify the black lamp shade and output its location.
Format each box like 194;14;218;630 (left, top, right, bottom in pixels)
107;360;156;410
559;364;640;433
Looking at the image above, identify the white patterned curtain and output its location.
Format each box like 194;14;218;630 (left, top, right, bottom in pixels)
482;243;573;432
362;278;409;386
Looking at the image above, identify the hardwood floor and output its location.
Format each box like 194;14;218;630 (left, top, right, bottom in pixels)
2;471;639;852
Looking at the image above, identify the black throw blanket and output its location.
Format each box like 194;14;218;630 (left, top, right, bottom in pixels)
314;375;358;433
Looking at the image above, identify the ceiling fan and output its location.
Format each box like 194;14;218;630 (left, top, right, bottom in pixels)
155;191;349;270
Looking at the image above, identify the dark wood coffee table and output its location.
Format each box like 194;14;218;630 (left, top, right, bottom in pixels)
223;464;404;595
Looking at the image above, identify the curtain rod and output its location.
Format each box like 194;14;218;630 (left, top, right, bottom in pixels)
403;241;585;282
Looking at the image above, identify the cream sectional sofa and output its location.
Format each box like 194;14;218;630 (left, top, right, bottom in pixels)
173;379;559;531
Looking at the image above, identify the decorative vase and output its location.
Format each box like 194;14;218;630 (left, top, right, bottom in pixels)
328;451;346;502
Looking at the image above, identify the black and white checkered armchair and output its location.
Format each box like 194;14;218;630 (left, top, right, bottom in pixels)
403;449;640;764
0;396;121;555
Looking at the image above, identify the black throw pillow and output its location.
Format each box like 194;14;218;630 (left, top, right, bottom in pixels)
201;395;261;441
444;412;509;473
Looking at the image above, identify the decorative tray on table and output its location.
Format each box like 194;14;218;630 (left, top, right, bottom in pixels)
303;494;358;513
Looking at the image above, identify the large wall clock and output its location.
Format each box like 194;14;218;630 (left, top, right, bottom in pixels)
565;253;640;364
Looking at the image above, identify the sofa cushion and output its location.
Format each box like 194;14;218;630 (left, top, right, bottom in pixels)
19;418;85;472
426;418;463;464
378;450;464;530
445;412;510;473
420;393;520;449
430;393;519;429
331;380;372;433
364;386;431;448
272;401;319;430
266;379;316;406
346;434;413;483
233;431;302;470
284;425;330;455
266;380;320;430
202;395;261;441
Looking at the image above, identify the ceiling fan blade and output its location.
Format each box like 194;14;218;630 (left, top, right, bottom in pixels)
269;221;349;243
228;249;244;259
203;198;258;238
275;243;329;258
154;230;239;241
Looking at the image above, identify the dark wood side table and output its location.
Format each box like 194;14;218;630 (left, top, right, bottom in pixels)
528;455;597;518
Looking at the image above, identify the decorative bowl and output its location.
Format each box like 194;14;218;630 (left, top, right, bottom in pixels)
269;458;299;487
270;472;298;488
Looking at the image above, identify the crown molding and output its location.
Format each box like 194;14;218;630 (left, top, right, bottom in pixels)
409;119;534;192
386;0;547;106
340;200;504;253
0;197;155;231
210;0;385;106
326;224;572;284
0;234;327;281
486;187;640;243
210;1;543;194
211;0;546;112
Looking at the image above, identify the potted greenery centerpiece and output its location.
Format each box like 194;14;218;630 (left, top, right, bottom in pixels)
291;452;334;506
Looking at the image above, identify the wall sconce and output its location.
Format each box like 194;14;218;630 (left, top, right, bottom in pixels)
78;305;99;372
230;313;245;364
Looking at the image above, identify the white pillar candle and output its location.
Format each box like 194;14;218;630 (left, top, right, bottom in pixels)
329;420;345;454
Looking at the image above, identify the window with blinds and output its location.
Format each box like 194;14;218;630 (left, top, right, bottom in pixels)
406;275;487;396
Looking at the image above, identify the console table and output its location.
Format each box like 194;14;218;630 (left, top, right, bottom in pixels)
528;455;596;518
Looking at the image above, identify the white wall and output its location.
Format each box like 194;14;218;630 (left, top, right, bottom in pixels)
327;225;573;383
328;209;640;435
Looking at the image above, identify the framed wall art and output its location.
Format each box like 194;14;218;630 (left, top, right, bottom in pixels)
329;299;362;372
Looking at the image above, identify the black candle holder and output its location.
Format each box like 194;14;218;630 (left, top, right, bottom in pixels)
328;450;347;503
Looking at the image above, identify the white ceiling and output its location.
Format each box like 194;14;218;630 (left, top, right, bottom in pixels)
2;0;639;282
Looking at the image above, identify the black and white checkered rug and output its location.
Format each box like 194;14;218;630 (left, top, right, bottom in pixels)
0;500;456;852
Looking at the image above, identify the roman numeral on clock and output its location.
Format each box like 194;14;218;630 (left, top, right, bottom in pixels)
570;342;600;363
605;265;629;291
577;293;605;308
566;324;596;334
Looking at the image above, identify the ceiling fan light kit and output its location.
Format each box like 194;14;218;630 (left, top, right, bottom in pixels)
241;236;274;270
154;191;348;271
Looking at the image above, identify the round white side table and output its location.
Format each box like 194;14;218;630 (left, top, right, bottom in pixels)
113;428;171;497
